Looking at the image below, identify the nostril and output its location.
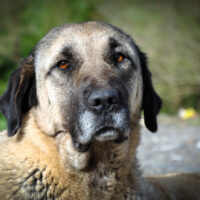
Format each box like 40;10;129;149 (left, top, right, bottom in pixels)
88;89;120;113
108;96;118;105
92;99;102;107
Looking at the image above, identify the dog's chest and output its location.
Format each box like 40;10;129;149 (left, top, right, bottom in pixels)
88;171;140;200
16;166;117;200
14;165;137;200
85;161;139;200
88;166;117;200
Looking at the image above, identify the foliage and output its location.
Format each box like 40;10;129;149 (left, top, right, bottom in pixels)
0;114;6;131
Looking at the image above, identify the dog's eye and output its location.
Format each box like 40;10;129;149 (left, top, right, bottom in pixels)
57;60;70;70
114;53;125;63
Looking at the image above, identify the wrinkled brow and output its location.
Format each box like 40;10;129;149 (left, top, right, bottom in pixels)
108;37;137;68
61;46;75;57
45;46;75;76
109;37;121;50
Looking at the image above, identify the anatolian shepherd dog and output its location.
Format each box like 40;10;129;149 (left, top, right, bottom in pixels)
0;22;200;200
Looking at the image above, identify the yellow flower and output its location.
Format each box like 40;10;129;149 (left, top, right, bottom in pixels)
178;108;197;120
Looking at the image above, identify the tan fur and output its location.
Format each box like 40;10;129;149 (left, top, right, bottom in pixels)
0;22;200;200
0;113;141;200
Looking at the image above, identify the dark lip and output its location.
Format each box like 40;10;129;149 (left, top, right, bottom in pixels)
73;125;128;152
95;126;120;135
94;126;122;142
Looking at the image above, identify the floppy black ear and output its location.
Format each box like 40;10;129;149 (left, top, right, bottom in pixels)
0;55;38;136
135;46;162;132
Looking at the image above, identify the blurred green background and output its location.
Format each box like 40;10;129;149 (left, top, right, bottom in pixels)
0;0;200;130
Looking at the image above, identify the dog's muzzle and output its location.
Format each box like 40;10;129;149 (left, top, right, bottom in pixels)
72;87;130;152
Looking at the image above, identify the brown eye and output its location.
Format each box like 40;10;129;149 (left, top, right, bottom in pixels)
117;55;123;62
114;54;125;63
58;60;70;69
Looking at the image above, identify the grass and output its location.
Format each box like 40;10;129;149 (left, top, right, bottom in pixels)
0;114;6;131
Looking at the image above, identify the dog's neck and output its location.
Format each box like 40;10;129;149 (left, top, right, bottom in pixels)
54;121;142;199
21;112;143;199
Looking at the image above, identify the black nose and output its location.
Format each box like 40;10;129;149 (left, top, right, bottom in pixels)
88;89;119;113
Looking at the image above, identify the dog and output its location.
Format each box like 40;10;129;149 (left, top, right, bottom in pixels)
0;21;200;200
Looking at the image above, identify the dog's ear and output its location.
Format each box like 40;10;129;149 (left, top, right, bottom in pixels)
0;55;38;136
136;46;162;132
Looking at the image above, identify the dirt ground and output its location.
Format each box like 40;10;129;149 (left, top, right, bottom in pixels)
138;116;200;175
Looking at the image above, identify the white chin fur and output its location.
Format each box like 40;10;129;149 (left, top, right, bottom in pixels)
79;109;129;143
79;111;95;143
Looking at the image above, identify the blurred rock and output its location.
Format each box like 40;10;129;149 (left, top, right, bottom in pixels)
138;117;200;175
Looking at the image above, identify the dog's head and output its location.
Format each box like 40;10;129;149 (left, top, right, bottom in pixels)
0;22;161;152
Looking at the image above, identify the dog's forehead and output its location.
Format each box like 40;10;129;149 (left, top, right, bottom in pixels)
34;22;138;72
38;22;127;47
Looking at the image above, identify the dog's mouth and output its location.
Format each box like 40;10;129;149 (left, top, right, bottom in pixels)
73;126;128;152
95;127;121;141
71;109;130;152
